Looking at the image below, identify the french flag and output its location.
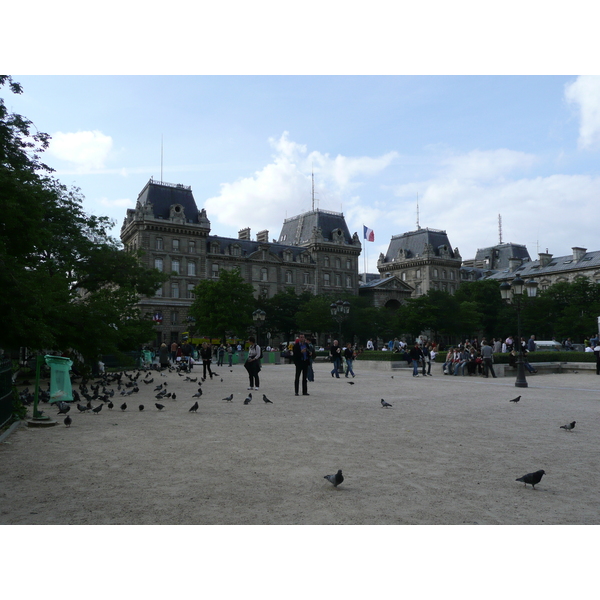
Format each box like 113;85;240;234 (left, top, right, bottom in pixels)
363;225;374;242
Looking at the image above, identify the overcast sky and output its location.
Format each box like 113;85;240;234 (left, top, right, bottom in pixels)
4;5;599;274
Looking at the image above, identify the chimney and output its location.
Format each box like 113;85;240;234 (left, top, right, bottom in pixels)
572;247;587;261
508;257;522;272
256;230;269;243
238;227;251;240
538;252;553;267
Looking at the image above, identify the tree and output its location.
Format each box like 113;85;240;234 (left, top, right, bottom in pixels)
261;287;313;341
188;268;256;342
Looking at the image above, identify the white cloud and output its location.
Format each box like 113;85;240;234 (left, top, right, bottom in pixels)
565;75;600;149
204;132;398;237
98;197;134;208
439;148;538;181
48;130;113;170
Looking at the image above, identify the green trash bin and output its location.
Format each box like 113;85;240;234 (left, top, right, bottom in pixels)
44;355;73;404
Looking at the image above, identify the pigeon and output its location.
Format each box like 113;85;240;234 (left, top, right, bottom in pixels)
92;404;103;415
189;401;199;412
381;399;393;408
262;394;273;404
171;393;176;400
324;469;344;487
143;377;154;385
222;394;233;402
108;401;114;410
347;381;355;385
155;403;165;411
64;415;72;427
139;404;145;411
153;384;163;392
120;402;127;411
244;393;252;405
516;469;546;489
509;396;521;403
560;421;576;432
192;389;203;398
57;402;70;415
77;403;90;413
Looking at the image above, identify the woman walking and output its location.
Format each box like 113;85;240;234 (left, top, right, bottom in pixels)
245;336;261;390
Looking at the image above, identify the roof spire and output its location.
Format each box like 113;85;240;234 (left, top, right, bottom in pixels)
416;192;421;230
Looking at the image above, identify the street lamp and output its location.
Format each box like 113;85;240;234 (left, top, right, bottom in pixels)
500;275;538;388
330;300;351;339
252;309;266;347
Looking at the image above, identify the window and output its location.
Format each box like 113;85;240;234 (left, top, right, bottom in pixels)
285;270;293;284
442;270;447;279
188;241;195;254
415;283;421;295
171;282;180;298
187;284;195;299
433;268;439;277
401;272;406;281
323;273;330;286
346;275;352;288
155;286;163;297
172;239;180;251
232;245;241;257
171;311;178;325
156;237;163;250
335;258;341;269
303;272;310;285
324;256;330;267
450;271;455;280
187;262;196;276
211;263;219;278
154;258;163;271
416;268;421;278
335;274;341;287
171;259;180;275
346;259;351;270
261;267;268;282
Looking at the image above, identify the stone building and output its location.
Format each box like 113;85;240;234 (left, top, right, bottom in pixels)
120;178;361;346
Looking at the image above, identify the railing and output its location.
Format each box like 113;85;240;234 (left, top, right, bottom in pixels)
0;358;13;428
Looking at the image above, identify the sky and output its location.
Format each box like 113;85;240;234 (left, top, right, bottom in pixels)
6;73;600;273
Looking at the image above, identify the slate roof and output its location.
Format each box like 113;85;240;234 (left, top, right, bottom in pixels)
277;209;353;245
207;235;313;262
383;228;457;261
136;178;202;224
472;242;531;270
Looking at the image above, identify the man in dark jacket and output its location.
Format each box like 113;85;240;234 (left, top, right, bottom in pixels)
293;334;312;396
329;340;342;378
409;342;423;377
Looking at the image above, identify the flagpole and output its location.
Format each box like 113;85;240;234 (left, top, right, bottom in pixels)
363;224;367;282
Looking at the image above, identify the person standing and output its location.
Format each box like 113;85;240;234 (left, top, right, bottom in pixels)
159;342;170;370
330;340;342;378
200;342;214;380
245;336;261;390
292;334;312;396
344;342;356;378
527;335;536;353
306;336;315;382
217;344;225;366
366;338;374;351
170;340;178;363
227;344;233;367
481;340;497;378
409;342;423;377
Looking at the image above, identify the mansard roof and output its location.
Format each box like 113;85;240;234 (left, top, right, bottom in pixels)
472;242;531;270
383;227;458;262
277;209;355;246
136;178;203;224
207;235;314;263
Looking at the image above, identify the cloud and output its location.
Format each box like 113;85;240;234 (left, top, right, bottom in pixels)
48;130;113;170
565;76;600;150
98;197;134;208
439;148;538;181
204;131;398;237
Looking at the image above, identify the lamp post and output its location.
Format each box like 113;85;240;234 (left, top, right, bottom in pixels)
330;300;351;339
500;275;538;388
252;309;266;347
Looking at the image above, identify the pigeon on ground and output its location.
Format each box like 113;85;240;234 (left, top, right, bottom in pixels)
57;402;70;415
77;403;90;413
244;393;252;405
171;393;176;400
381;399;393;408
189;401;199;412
560;421;576;432
262;394;273;404
509;396;521;403
92;404;103;415
222;394;233;402
108;401;114;410
192;389;203;398
120;402;127;411
324;469;344;487
153;384;163;391
64;415;72;428
139;404;145;411
347;381;355;385
143;378;154;385
516;469;546;489
155;403;165;411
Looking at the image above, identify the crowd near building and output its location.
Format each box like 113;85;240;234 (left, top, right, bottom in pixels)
121;178;600;345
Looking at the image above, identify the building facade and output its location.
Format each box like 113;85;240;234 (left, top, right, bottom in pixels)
120;178;361;345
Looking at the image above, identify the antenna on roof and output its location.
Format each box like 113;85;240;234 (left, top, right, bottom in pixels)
311;166;315;211
160;134;164;184
416;192;420;229
498;214;503;244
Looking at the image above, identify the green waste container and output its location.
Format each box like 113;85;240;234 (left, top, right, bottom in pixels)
45;355;73;403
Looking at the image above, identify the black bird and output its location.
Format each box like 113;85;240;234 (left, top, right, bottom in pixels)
139;404;145;411
189;401;199;412
244;393;252;405
108;401;114;410
155;391;167;399
192;389;203;398
509;395;521;403
153;384;163;392
560;421;576;432
347;381;355;385
155;403;165;411
57;402;70;415
77;403;90;413
262;394;273;404
324;469;344;487
381;399;393;408
516;469;546;489
171;393;176;400
143;378;154;385
222;394;233;402
64;415;72;428
92;404;103;415
120;402;127;411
